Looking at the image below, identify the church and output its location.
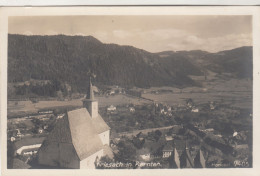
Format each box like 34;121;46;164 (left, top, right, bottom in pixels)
37;80;111;169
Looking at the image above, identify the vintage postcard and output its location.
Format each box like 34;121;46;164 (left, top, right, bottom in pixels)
0;6;260;176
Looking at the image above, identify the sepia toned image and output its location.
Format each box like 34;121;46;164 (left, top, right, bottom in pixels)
1;7;258;175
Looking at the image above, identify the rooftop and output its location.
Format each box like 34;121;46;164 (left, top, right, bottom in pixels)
39;108;110;161
14;137;45;150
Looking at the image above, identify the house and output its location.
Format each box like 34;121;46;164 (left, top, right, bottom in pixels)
162;142;174;158
43;125;48;130
57;114;64;119
165;135;173;141
37;79;111;169
137;147;151;161
233;131;238;137
194;150;206;168
109;90;115;95
204;128;214;133
169;147;181;168
160;109;165;114
129;107;135;112
107;105;116;111
136;132;145;140
180;144;194;168
38;127;43;134
10;136;16;142
186;99;194;108
210;101;216;110
191;108;199;113
14;137;45;155
16;129;22;137
173;140;193;168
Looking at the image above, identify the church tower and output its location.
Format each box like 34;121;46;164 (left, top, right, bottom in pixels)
83;78;98;118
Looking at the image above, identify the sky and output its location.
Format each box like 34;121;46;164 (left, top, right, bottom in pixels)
8;15;252;52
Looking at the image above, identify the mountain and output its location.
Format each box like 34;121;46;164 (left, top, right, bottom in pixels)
8;34;203;91
202;46;253;78
8;34;252;93
156;46;253;79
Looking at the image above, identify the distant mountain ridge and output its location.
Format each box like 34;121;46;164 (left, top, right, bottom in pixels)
8;34;252;92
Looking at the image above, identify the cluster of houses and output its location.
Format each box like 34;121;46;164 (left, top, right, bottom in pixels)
104;86;126;96
186;99;217;113
154;103;173;117
135;137;206;168
110;128;207;169
106;105;136;113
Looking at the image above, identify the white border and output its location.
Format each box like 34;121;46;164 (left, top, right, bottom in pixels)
0;6;260;176
0;0;260;6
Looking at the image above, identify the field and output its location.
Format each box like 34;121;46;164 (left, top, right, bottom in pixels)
8;95;150;118
8;72;252;118
142;75;252;109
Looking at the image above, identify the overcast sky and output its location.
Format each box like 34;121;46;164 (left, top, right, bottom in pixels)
9;15;252;52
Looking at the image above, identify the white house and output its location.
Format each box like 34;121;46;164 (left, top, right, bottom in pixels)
162;143;174;158
137;148;151;161
191;108;199;113
38;79;111;169
14;137;45;155
107;105;116;111
129;107;135;112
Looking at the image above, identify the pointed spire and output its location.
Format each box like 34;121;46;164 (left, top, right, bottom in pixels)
86;77;95;100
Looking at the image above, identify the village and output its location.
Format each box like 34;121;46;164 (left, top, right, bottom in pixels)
7;84;252;169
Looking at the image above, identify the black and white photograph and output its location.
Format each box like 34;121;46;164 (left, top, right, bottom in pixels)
1;6;259;176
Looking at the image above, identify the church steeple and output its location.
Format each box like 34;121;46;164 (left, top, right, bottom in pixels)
86;78;95;100
83;77;98;118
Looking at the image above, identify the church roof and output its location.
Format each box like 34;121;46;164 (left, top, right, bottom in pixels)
38;108;110;164
47;115;72;143
194;149;206;168
180;147;194;168
67;108;104;160
92;114;111;134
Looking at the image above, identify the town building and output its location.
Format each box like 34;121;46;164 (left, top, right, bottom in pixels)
162;142;174;158
194;149;206;168
107;105;116;111
180;144;194;168
137;147;151;161
37;79;111;169
14;137;45;156
129;107;135;112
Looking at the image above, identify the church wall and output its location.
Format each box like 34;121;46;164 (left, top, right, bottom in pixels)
98;130;110;145
80;149;103;169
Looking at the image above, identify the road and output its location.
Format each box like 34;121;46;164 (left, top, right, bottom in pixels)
116;125;177;138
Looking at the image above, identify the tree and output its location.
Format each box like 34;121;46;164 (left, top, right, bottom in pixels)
115;138;137;162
